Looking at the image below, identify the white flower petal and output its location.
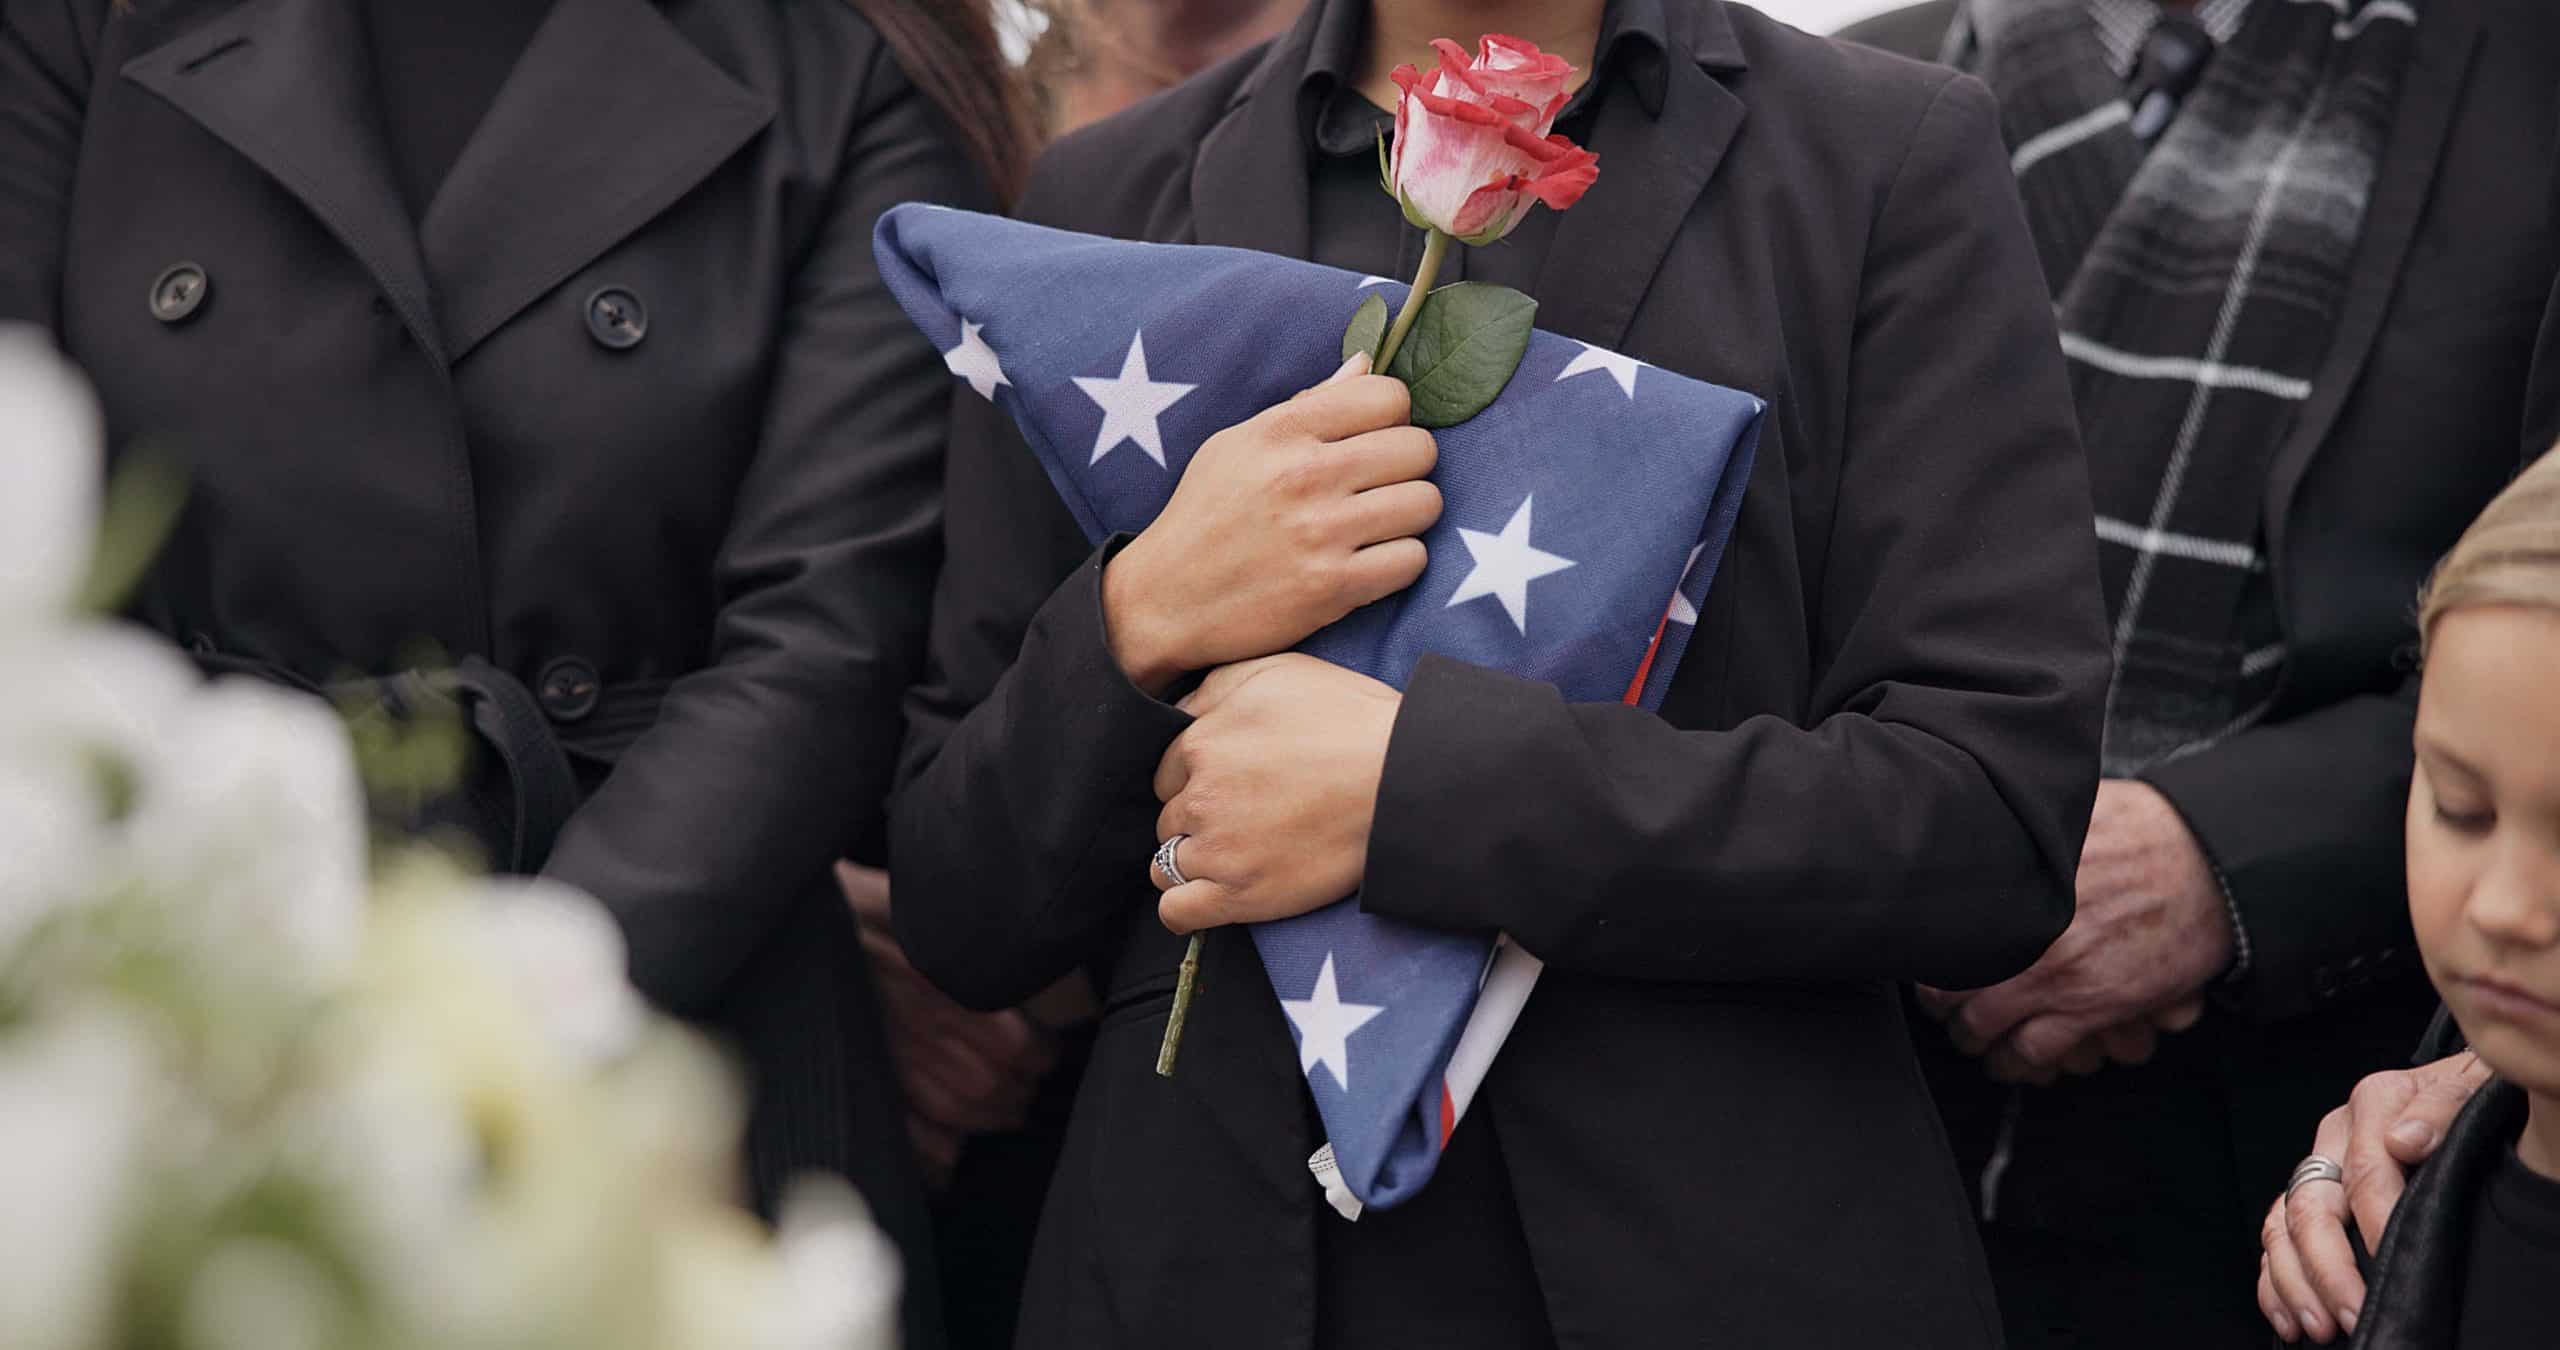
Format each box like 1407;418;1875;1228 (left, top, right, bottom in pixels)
763;1178;901;1350
0;1008;157;1350
126;678;368;988
466;876;646;1067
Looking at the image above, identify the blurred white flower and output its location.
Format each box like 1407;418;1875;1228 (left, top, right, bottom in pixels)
179;1237;351;1350
0;324;102;629
0;624;199;953
0;757;93;956
125;677;367;988
0;1006;156;1350
467;876;647;1067
763;1178;902;1350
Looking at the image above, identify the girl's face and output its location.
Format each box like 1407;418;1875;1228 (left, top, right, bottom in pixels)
2410;605;2560;1097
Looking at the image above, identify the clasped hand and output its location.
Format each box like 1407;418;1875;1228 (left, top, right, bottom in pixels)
1923;779;2236;1083
1099;351;1441;936
1151;654;1402;935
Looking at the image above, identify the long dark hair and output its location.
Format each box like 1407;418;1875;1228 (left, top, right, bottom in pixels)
847;0;1036;204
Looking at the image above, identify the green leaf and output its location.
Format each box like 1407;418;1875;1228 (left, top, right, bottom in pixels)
1341;292;1389;368
75;450;188;616
1384;282;1537;428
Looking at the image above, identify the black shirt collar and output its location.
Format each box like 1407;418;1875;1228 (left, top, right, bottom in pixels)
1300;0;1673;158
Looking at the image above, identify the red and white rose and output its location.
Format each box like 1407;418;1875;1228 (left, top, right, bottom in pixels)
1385;35;1601;245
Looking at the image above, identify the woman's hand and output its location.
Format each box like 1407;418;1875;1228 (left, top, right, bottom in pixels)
2255;1050;2491;1342
839;862;1059;1185
1103;353;1441;694
1149;654;1401;933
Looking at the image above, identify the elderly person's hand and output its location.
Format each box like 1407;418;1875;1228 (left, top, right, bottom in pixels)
1150;654;1400;934
840;862;1062;1185
2255;1050;2491;1343
1924;779;2234;1081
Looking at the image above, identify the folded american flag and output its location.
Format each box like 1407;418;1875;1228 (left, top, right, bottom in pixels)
874;205;1762;1213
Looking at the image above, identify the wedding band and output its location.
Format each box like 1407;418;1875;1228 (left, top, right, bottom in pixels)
2287;1154;2345;1196
1153;835;1191;888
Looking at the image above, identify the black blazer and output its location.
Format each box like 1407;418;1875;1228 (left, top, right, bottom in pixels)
889;1;2111;1344
0;1;981;1340
1843;0;2560;1232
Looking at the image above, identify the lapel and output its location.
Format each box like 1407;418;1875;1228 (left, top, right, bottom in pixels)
419;0;774;361
1532;1;1748;351
2263;4;2480;570
122;0;447;361
1187;5;1319;257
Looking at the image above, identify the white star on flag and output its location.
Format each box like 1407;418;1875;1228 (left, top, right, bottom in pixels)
1072;331;1196;467
1554;341;1646;398
1447;495;1578;635
942;319;1008;401
1282;954;1386;1093
1667;543;1705;625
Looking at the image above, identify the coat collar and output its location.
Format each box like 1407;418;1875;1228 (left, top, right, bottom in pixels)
2352;1078;2525;1350
1188;0;1747;353
122;0;445;357
122;0;774;364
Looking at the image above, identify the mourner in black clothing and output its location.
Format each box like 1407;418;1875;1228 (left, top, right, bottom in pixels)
1839;2;2560;1344
887;0;2114;1344
0;2;1028;1344
2256;194;2560;1350
2286;451;2560;1350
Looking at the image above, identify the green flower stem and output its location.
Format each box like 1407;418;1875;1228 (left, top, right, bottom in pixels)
1154;933;1205;1077
1373;228;1451;374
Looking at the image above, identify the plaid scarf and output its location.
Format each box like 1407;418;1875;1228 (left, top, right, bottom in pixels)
1951;0;2417;775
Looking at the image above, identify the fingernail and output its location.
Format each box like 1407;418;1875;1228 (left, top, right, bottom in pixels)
1325;351;1370;384
2337;1306;2358;1334
2389;1120;2437;1151
2299;1307;2327;1338
2271;1307;2298;1341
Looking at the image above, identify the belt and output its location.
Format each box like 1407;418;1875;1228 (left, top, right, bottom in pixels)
190;646;666;873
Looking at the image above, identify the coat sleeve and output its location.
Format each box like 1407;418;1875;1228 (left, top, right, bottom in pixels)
541;40;987;1013
2140;689;2417;1023
0;0;102;328
1360;74;2111;992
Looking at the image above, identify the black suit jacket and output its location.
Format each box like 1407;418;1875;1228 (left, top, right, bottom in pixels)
0;2;981;1341
889;2;2112;1344
1841;0;2560;1246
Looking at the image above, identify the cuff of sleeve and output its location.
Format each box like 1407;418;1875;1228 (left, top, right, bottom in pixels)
1360;655;1550;937
1042;532;1194;768
2141;747;2413;1023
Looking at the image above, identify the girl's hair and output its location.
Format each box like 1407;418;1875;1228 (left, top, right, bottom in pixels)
845;0;1037;204
2419;446;2560;656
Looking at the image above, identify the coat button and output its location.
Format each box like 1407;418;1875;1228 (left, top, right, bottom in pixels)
150;263;209;323
537;656;602;722
583;286;647;350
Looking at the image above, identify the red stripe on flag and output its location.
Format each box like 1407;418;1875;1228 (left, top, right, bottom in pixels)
1440;1080;1457;1150
1620;612;1672;705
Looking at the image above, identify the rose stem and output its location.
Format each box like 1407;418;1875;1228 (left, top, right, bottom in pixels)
1155;933;1205;1077
1372;228;1451;374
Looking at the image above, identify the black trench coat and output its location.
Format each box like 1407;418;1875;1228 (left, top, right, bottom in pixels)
0;1;980;1341
889;0;2113;1345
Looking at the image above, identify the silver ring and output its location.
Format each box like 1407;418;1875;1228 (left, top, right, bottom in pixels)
2287;1154;2345;1196
1153;835;1191;888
